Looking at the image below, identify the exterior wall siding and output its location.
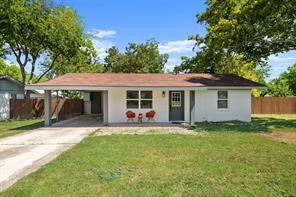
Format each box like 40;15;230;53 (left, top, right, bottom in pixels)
0;79;24;117
194;90;251;122
107;89;251;123
0;93;10;120
0;80;23;94
107;89;190;123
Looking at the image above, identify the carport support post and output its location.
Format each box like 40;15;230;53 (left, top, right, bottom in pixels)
44;90;52;126
102;91;108;125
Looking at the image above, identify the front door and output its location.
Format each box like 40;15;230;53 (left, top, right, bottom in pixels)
169;91;184;121
90;92;102;114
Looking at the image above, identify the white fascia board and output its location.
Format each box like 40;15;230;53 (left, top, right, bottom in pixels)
207;86;266;90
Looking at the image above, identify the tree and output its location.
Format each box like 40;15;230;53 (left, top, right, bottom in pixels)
267;64;296;96
284;64;296;95
45;40;103;79
0;59;22;81
180;0;295;87
192;0;295;62
0;0;87;96
0;59;49;82
104;40;168;73
180;53;270;83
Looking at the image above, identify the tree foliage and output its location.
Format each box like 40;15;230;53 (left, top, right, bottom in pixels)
0;59;22;81
267;64;296;96
104;40;168;73
0;58;48;82
192;0;295;62
180;0;295;87
0;0;92;96
45;40;102;79
181;53;270;86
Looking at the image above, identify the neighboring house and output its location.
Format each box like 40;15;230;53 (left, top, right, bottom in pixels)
0;75;24;120
26;73;264;126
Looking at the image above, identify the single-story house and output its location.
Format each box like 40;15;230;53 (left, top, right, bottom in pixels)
25;73;264;126
0;75;24;120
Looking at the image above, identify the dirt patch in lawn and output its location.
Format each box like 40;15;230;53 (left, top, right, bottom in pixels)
96;126;201;136
262;132;296;144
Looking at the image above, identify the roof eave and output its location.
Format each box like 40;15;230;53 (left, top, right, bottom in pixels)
207;86;266;90
0;75;23;87
25;85;265;91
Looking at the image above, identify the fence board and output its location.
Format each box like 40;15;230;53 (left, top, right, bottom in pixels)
10;99;83;119
252;97;296;114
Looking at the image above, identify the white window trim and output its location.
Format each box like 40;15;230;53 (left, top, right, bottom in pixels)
217;90;229;110
126;90;153;109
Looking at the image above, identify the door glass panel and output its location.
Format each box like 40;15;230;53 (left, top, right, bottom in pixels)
171;92;181;107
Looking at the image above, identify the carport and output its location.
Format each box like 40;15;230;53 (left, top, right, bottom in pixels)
25;86;109;126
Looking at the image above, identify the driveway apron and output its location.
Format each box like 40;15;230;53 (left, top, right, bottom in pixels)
0;115;101;192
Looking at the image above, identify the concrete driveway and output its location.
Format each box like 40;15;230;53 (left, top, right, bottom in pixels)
0;115;101;192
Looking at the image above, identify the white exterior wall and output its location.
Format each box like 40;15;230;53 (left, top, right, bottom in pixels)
194;90;251;122
82;91;91;114
184;90;190;122
106;89;250;123
108;89;190;123
0;93;10;120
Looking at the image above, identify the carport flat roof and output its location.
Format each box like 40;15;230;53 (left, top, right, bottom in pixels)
26;73;265;90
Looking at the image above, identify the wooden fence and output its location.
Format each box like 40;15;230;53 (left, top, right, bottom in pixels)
10;99;84;119
252;97;296;114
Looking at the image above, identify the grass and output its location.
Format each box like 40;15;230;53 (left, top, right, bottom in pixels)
1;115;295;196
0;119;44;139
194;114;296;133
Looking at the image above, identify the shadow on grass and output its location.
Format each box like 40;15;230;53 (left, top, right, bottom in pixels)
9;119;57;131
193;117;296;133
10;121;45;131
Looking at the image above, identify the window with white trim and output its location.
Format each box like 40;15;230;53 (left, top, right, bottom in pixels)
217;90;228;109
127;91;152;109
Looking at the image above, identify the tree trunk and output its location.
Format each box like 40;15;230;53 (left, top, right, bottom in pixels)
19;66;28;98
29;56;37;84
36;55;58;83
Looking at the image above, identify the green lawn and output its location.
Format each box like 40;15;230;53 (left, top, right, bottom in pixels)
194;114;296;133
0;119;44;139
1;115;295;196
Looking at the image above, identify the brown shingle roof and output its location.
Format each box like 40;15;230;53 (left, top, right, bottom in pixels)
29;73;264;87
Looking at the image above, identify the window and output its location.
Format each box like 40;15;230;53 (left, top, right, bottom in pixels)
140;91;152;108
217;90;228;109
171;92;181;107
127;91;139;109
127;91;152;109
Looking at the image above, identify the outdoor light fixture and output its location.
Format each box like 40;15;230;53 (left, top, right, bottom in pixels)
162;91;166;97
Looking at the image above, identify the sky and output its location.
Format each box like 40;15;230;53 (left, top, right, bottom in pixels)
7;0;295;80
56;0;206;71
